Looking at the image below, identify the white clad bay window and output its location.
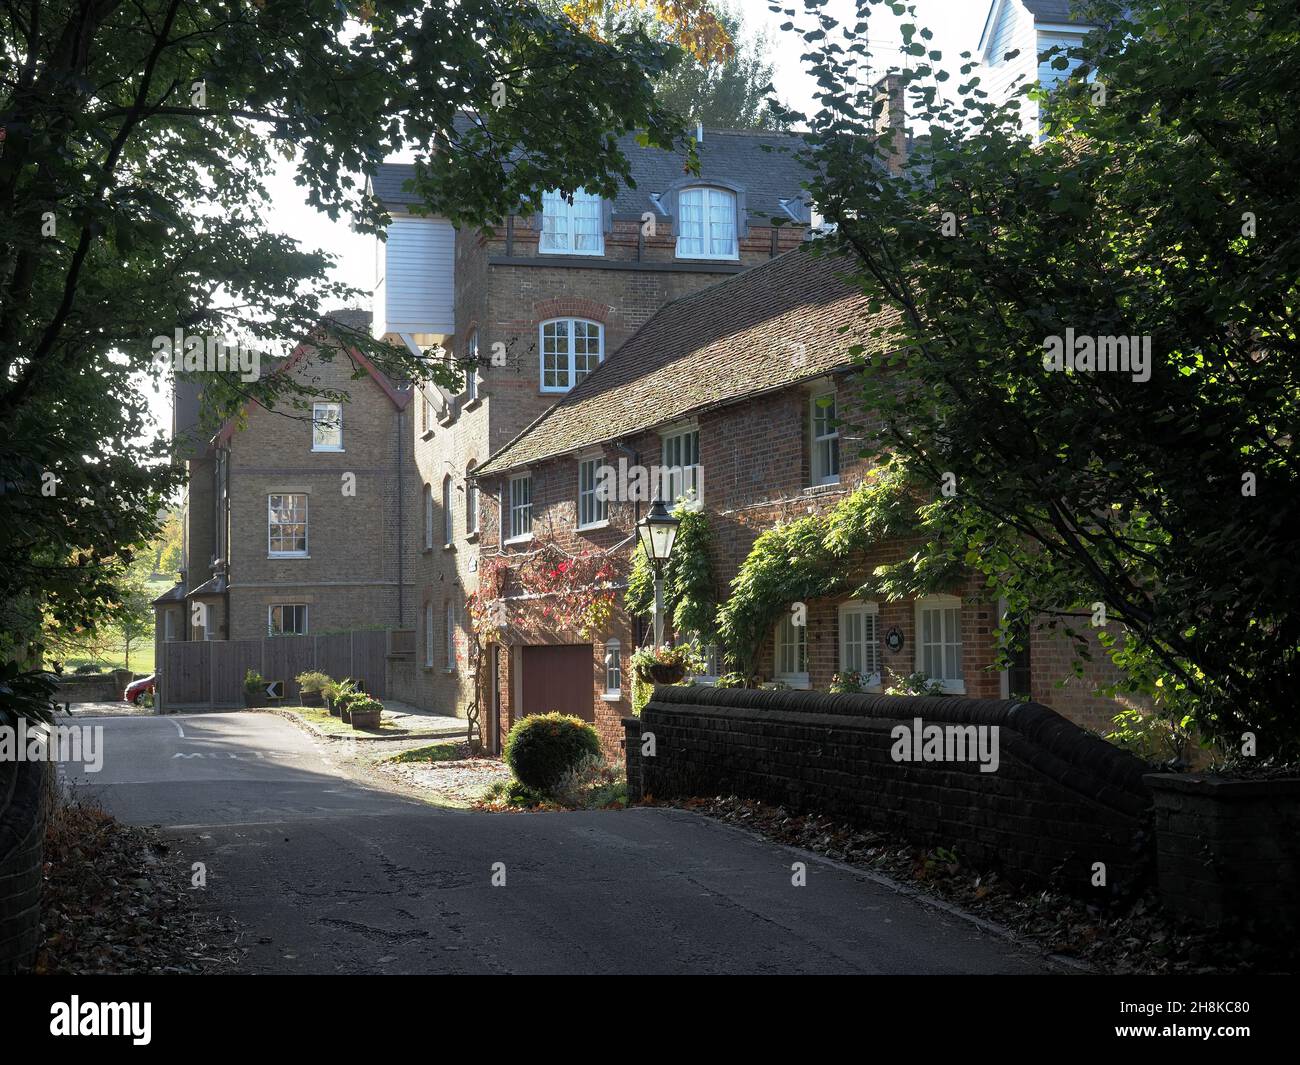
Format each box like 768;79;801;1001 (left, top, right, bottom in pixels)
917;595;964;694
838;601;881;688
540;188;604;255
540;319;603;393
507;474;532;542
268;494;308;557
676;187;738;260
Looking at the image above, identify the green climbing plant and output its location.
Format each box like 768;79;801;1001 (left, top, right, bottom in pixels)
715;463;924;676
625;506;718;646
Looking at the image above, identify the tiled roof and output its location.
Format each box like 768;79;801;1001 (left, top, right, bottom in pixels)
370;126;813;223
475;248;898;477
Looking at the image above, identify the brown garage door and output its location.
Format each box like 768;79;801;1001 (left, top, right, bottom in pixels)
521;644;594;722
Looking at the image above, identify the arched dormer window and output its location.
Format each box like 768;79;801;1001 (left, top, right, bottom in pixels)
540;318;603;393
676;186;739;260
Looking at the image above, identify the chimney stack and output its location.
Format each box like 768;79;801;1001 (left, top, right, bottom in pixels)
873;73;907;176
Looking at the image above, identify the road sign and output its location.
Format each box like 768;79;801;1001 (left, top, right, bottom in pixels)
265;680;283;699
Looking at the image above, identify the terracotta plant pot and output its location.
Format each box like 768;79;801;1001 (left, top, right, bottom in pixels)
350;708;381;729
637;662;687;685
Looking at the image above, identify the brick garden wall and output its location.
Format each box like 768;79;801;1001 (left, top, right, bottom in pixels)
627;685;1155;896
0;758;53;974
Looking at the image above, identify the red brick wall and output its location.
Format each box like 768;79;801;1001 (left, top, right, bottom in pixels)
480;368;1138;744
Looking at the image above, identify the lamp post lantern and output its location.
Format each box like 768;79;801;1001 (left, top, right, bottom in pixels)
636;499;680;649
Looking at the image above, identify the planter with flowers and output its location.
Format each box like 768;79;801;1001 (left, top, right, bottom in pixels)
631;644;706;686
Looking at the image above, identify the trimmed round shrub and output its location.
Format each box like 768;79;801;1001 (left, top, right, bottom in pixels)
503;713;602;793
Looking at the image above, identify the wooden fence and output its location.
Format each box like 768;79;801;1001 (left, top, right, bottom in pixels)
159;630;389;709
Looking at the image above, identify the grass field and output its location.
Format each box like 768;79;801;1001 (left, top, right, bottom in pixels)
62;578;170;677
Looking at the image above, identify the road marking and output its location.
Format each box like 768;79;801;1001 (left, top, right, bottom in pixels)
169;717;186;738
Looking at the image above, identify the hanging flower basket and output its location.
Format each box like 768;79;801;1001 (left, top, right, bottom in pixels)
638;661;687;685
631;645;705;686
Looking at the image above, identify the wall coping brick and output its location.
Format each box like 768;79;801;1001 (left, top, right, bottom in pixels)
1145;772;1300;800
649;685;1153;806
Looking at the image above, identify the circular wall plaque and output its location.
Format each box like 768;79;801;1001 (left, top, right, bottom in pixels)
885;627;905;653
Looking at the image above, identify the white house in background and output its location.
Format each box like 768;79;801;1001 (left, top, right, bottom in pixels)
978;0;1099;137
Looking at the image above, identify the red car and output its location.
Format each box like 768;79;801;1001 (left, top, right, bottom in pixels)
124;674;156;704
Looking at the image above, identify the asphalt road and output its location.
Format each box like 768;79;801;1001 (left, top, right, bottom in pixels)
65;711;1055;975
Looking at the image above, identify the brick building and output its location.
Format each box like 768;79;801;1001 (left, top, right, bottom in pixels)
474;249;1138;759
153;311;420;661
367;121;820;722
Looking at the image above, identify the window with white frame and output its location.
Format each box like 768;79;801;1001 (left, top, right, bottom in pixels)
810;388;840;485
424;602;434;667
507;473;532;541
917;595;964;693
312;402;343;451
604;639;622;697
676;187;738;259
445;601;457;671
774;612;809;687
661;426;702;507
268;604;307;636
838;601;881;687
164;609;177;641
442;475;454;547
466;462;479;536
540;188;604;255
268;494;308;557
690;640;721;682
540;319;603;393
577;457;608;529
464;332;480;402
423;484;433;550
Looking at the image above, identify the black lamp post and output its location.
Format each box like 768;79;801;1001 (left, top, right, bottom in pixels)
636;499;680;649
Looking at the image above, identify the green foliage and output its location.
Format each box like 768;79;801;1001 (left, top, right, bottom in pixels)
549;753;628;809
885;673;947;698
717;467;919;674
503;712;602;793
626;506;718;644
713;672;753;689
828;670;865;694
242;669;267;693
333;681;364;715
1105;708;1196;768
0;0;694;731
295;671;332;693
786;0;1300;755
629;643;705;681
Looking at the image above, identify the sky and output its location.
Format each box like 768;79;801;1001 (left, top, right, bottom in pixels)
141;0;992;436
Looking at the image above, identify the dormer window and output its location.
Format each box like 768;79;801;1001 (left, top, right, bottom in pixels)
540;188;603;255
677;187;738;260
540;319;603;393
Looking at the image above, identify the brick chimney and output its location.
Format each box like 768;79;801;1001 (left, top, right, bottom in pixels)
873;73;908;176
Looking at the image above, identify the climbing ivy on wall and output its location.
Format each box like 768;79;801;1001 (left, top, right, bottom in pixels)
625;507;718;645
716;463;930;676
